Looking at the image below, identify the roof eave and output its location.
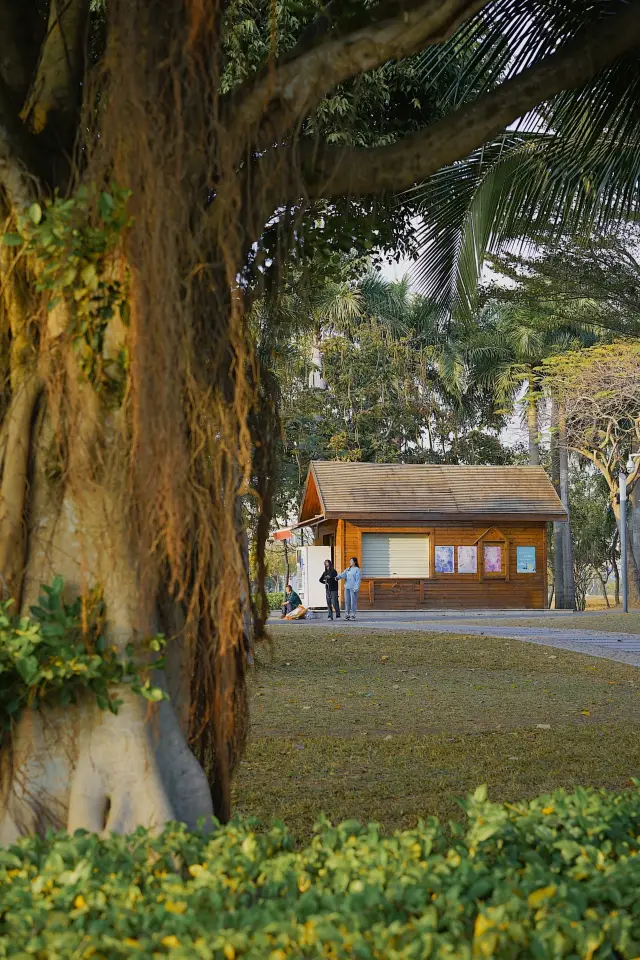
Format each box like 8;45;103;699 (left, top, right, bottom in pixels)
297;464;327;525
325;511;567;523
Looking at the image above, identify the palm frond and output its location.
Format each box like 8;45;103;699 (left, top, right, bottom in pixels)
409;0;640;320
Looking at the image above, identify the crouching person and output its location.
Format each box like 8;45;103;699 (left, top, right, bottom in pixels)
281;584;302;619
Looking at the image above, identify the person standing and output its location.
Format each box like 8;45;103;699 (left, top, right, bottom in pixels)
337;557;361;621
319;558;340;620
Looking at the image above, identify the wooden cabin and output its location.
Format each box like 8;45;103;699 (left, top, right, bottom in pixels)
295;461;567;610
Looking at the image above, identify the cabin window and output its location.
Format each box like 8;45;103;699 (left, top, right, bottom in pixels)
361;533;430;578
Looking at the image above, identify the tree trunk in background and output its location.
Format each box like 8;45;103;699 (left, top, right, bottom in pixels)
558;405;576;609
596;570;610;607
527;383;540;466
611;531;621;606
550;400;564;609
284;540;290;587
628;477;640;608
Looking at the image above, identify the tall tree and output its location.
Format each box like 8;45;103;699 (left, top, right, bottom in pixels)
1;0;639;840
543;342;640;606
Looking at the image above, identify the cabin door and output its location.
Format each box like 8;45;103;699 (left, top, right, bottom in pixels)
323;534;335;565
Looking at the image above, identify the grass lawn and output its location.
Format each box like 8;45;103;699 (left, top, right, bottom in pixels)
484;613;640;633
232;626;640;841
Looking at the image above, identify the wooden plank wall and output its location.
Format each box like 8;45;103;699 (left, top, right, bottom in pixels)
344;521;547;610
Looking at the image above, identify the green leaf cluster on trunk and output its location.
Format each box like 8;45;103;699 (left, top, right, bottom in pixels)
0;577;166;746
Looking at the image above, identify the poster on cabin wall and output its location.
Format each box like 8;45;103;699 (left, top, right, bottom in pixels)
435;546;454;573
516;546;536;573
457;545;477;574
484;545;503;573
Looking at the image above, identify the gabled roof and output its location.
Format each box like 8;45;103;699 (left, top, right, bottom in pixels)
298;461;567;524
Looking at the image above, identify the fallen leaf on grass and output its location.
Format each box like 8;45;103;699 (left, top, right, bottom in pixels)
581;710;591;716
381;655;390;663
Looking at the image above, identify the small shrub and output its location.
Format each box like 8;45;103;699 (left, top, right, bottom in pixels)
2;783;640;956
252;592;284;612
0;577;166;746
267;591;284;611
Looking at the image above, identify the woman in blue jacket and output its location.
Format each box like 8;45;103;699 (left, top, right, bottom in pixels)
337;557;361;621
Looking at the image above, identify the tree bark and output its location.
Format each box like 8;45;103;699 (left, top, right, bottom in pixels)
558;404;576;610
0;363;215;842
550;399;564;608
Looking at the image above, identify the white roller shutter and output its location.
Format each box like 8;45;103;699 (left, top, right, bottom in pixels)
361;533;430;578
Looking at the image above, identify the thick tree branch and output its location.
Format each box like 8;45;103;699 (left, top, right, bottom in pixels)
228;0;487;149
21;0;89;139
299;0;640;199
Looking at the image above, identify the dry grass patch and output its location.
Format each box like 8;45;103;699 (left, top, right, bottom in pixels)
233;627;640;840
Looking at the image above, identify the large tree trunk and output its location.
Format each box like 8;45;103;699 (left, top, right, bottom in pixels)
550;400;565;608
0;338;216;841
0;1;253;839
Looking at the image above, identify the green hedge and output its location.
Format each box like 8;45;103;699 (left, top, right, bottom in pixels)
267;591;284;611
253;592;284;612
2;784;640;957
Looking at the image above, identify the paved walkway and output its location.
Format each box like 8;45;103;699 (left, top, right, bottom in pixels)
271;611;640;667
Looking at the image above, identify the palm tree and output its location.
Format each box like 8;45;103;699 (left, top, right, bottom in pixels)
409;2;640;321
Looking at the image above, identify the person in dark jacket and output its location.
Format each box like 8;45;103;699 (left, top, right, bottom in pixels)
319;558;340;620
281;584;302;618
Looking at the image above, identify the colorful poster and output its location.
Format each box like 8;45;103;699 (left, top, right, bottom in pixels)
457;545;477;574
517;545;536;573
484;544;502;573
435;546;454;574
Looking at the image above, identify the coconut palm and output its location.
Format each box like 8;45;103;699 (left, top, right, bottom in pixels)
409;0;640;319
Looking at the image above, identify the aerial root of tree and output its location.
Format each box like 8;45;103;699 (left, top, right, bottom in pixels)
0;375;42;600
